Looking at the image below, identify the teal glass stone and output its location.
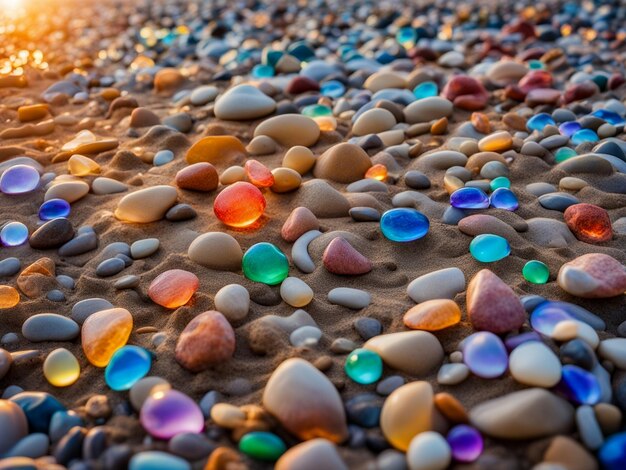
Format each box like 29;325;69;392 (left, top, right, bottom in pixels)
262;50;283;67
528;60;545;70
242;242;289;285
523;260;549;284
105;346;151;391
469;234;510;263
554;147;577;163
413;81;438;99
489;176;510;191
489;187;518;211
239;432;286;461
345;348;383;384
571;128;598;145
129;451;190;470
396;27;417;46
252;64;275;78
321;80;345;98
556;365;601;405
380;208;429;242
301;104;332;118
526;113;555;132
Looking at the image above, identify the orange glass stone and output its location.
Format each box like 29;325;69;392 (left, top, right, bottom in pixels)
0;285;19;309
148;269;199;309
244;160;274;188
186;136;247;165
82;308;133;367
365;164;388;181
434;392;469;424
471;112;491;134
403;299;461;331
214;181;266;228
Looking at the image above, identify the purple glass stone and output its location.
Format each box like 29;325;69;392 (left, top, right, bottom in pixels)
556;364;601;405
489;187;519;211
504;332;542;352
450;187;490;209
530;301;574;336
447;425;483;463
0;165;40;195
462;332;508;379
140;389;204;439
558;121;582;137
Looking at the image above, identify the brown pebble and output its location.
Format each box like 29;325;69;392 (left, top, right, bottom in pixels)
594;403;622;435
434;392;469;424
204;446;245;470
430;117;448;135
85;395;112;419
281;207;320;242
543;435;598;470
16;257;57;298
502;112;527;131
313;356;333;371
471;112;491;134
175;162;219;192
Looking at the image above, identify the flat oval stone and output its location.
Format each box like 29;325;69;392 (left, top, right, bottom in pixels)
254;114;320;147
131;238;160;259
407;431;451;470
175;163;218;192
380;208;429;242
403;299;461;331
478;131;513;152
214;84;276;120
598;338;626;369
327;287;371;309
538;192;580;211
29;218;74;249
148;269;199;309
404;97;453;124
450;187;489;209
95;258;125;277
462;332;508;378
0;257;21;277
0;165;40;194
280;277;313;307
509;341;561;387
45;181;89;203
22;314;79;342
353;108;396;136
0;400;28;454
82;308;133;367
188;232;242;271
407;267;465;303
115;186;177;223
364;331;444;376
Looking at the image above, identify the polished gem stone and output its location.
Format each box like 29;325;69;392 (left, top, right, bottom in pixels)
557;364;601;405
0;165;40;194
43;348;80;387
252;64;275;78
345;348;383;385
380;208;429;242
39;199;71;220
9;392;66;434
1;222;28;246
403;299;461;331
242;242;289;285
239;432;286;461
140;389;204;439
523;260;550;284
301;104;332;118
320;80;345;98
82;308;133;367
245;160;274;188
105;346;152;391
469;234;510;263
148;269;199;309
558;121;582;137
446;425;483;463
489;188;518;211
489;176;510;190
592;109;626;126
530;301;574;336
365;164;388;181
554;147;577;162
599;432;626;470
413;81;438;99
526;113;555;132
213;182;266;228
450;187;489;209
571;129;599;145
396;26;417;46
462;332;508;379
0;285;19;308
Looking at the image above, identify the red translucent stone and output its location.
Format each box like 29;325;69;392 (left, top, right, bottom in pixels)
608;73;625;90
562;82;598;104
214;181;266;228
503;20;536;40
442;75;489;110
564;203;613;244
244;160;274;188
518;70;553;93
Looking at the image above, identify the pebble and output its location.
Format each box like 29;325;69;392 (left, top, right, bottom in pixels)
0;400;28;454
462;332;508;378
598;339;626;369
129;451;191;470
364;331;443;376
557;253;626;298
313;143;372;183
81;308;133;367
563;203;613;243
327;287;371;309
275;438;347;470
188;232;242;271
406;431;451;470
280;277;313;307
254;114;320;147
0;258;21;277
148;269;199;309
29;218;74;249
186;135;246;165
509;341;562;387
214;84;276;120
96;258;126;277
543;435;598;470
437;363;470;385
115;185;177;223
576;405;604;450
404;97;453;124
22;314;79;342
403;299;461;331
281;207;320;242
323;237;372;275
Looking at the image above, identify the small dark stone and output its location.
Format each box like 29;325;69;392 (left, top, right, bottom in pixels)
560;339;597;370
365;428;391;453
404;170;430;189
49;410;84;443
115;253;133;267
199;390;220;418
376;375;405;396
354;317;382;340
99;242;131;260
345;393;383;428
168;432;216;460
100;445;132;470
10;392;66;433
520;295;546;313
83;426;108;460
614;380;626;413
165;203;197;221
29;218;75;249
58;232;98;257
46;289;66;302
347;424;367;448
95;258;125;277
349;207;381;222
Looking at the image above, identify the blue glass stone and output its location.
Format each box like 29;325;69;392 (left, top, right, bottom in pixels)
396;27;417;46
450;187;489;209
489;176;510;191
39;199;71;221
1;221;28;246
571;128;599;145
129;451;190;470
489;188;518;211
558;121;582;137
528;60;545;70
262;50;283;67
469;234;510;263
504;332;542;352
321;80;346;98
105;345;152;391
447;425;483;463
287;42;315;62
526;113;556;132
153;150;174;166
9;391;66;433
0;164;40;194
380;208;429;242
462;332;508;379
530;301;574;336
599;432;626;470
413;81;438;99
556;364;601;405
252;64;275;78
592;109;626;126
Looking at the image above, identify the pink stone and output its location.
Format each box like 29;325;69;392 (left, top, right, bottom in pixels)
562;82;598;104
609;73;625;90
466;269;526;333
281;207;320;242
525;88;561;106
558;254;626;299
148;269;199;309
175;311;235;372
322;237;372;275
442;76;489;111
518;71;553;93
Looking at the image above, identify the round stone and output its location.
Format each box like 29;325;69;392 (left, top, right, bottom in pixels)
43;348;80;387
469;234;510;262
523;260;550;284
214;182;266;228
345;348;383;385
148;269;199;309
0;286;20;309
1;222;28;247
242;243;289;285
280;277;313;307
105;346;152;391
406;431;451;470
0;165;40;194
446;425;483;463
462;332;508;379
140;389;204;439
38;199;70;221
380;208;430;242
557;253;626;298
509;341;561;387
239;432;286;461
403;299;461;331
489;188;518;211
563;203;613;244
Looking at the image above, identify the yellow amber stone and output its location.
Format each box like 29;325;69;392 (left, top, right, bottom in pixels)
82;308;133;367
185;136;247;165
100;88;121;101
365;164;388;181
478;131;513;152
18;104;49;122
314;116;337;132
403;299;461;331
68;154;101;176
0;285;19;309
443;174;464;194
43;348;80;387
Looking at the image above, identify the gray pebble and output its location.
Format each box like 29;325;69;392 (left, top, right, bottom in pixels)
0;258;20;277
99;242;131;260
5;433;49;459
354;317;381;340
442;206;466;225
464;180;491;193
130;238;160;259
328;287;371;309
346;179;388;193
162;112;193;133
223;378;252;396
49;411;84;443
376;375;405;396
83;426;107;460
199;391;220;418
540;135;569;150
576;405;604;450
114;275;140;290
1;332;18;346
165;203;197;221
404;170;430;189
54;426;87;466
152;332;167;347
526;182;556;197
292;230;322;274
22;314;79;342
168;433;215;461
377;449;408;470
46;290;65;302
0;348;12;380
331;337;358;354
480;161;509;179
521;141;546;157
71;298;114;324
349;207;380;222
290;325;322;347
56;275;75;290
446;166;472;182
552;108;576;123
437;363;470;385
2;385;23;399
115;254;133;267
28;218;74;249
96;258;126;277
58;232;98;257
618;319;626;337
538;192;580;211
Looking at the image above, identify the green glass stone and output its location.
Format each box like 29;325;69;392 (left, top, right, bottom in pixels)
239;432;286;461
345;348;383;384
489;176;510;191
242;242;289;285
301;104;332;118
523;260;550;284
554;147;577;163
469;234;510;263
